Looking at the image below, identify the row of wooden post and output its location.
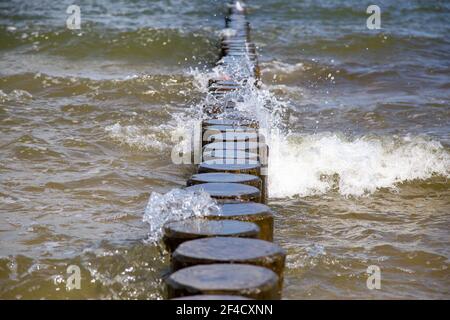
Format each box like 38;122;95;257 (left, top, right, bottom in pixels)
163;1;286;300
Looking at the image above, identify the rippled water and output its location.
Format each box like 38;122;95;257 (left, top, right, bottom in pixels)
0;0;449;299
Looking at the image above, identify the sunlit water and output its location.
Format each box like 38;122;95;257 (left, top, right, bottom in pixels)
0;0;449;299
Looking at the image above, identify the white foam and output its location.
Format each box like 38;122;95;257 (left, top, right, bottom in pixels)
188;54;450;198
235;1;245;12
269;133;450;197
143;188;219;242
105;123;169;151
0;196;17;204
261;60;305;75
0;89;33;103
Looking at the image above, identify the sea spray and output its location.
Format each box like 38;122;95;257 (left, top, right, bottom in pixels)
143;188;219;243
184;29;450;198
269;133;450;197
188;55;289;133
187;61;450;197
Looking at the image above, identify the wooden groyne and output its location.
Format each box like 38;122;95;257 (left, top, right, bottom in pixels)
164;1;286;300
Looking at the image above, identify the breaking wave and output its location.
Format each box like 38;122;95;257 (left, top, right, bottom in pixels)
269;133;450;197
189;54;450;198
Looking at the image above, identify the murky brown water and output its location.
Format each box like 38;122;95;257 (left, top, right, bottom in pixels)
0;0;449;299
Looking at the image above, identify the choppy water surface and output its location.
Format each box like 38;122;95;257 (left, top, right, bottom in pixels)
0;0;449;299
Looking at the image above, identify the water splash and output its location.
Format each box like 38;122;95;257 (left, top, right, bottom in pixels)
189;61;450;197
143;188;219;243
189;54;289;132
269;133;450;197
235;1;245;13
186;28;450;198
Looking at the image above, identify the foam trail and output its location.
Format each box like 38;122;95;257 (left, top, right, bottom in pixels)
105;123;170;151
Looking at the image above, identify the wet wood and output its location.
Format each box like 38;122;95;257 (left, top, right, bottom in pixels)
198;160;261;177
197;163;265;202
185;182;261;202
202;125;259;145
203;125;259;134
206;131;260;143
208;79;241;87
205;202;274;241
163;218;259;252
171;237;285;290
202;149;259;163
166;264;280;300
208;85;240;93
188;172;261;189
203;141;264;154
